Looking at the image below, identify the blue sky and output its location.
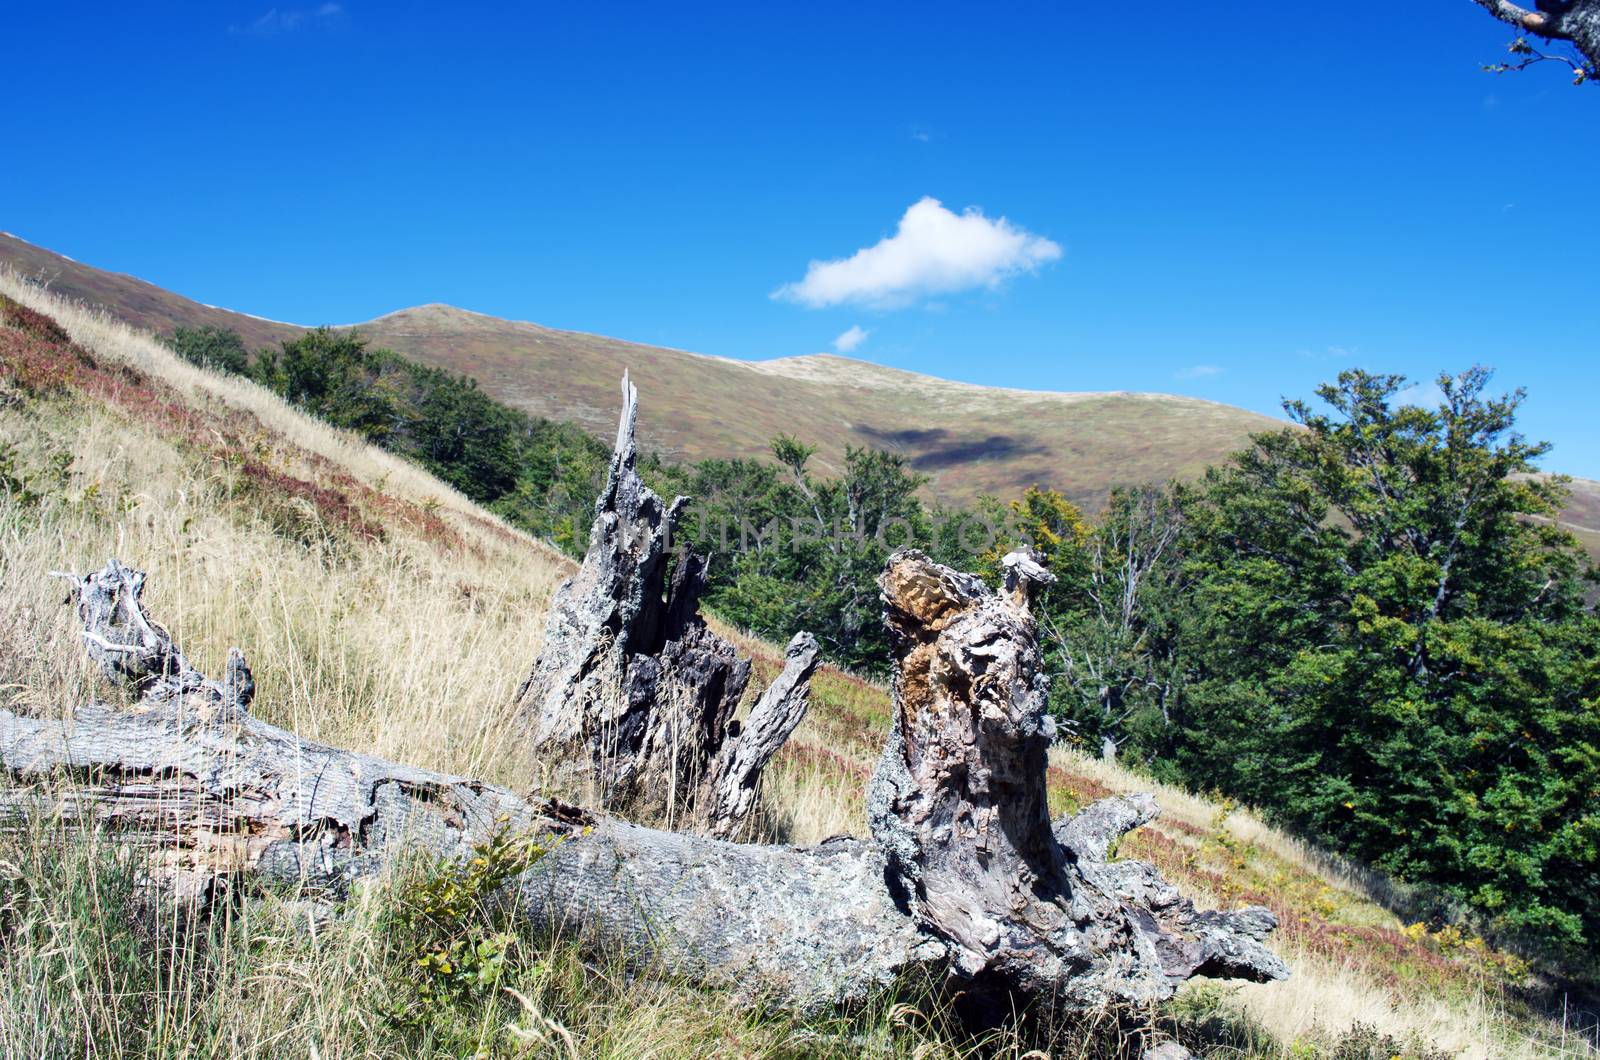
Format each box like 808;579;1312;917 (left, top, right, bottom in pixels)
6;2;1598;476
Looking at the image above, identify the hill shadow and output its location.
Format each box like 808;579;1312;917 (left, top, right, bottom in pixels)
856;425;1050;471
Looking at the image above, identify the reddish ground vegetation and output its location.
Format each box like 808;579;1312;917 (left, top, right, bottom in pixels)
0;293;71;346
463;509;529;548
0;329;82;396
298;447;463;549
0;300;465;552
369;490;460;548
236;457;385;542
1046;765;1116;805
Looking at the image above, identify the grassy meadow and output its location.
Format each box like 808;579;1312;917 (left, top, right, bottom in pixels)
0;272;1594;1058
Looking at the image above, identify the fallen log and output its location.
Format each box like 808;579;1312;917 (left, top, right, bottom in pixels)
3;559;925;1006
2;550;1285;1016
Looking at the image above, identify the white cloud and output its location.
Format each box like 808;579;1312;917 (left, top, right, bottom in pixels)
233;3;342;34
832;325;870;353
1175;364;1222;379
1395;380;1447;409
773;197;1061;310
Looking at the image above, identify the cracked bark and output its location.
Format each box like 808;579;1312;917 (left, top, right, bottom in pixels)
2;546;1285;1015
515;373;814;835
868;548;1287;1014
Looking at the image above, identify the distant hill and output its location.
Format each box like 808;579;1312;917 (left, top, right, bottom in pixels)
4;230;1596;544
350;303;1286;508
1555;473;1600;564
0;231;298;352
0;232;1278;510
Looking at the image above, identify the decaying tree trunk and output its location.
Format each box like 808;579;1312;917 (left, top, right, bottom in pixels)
514;374;815;834
1;553;1286;1018
4;559;923;1003
868;548;1287;1011
65;558;256;716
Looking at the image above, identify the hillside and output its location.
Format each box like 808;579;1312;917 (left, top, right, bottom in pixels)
1559;475;1600;562
0;231;298;352
0;231;1277;510
1;276;1594;1058
352;303;1278;507
12;231;1600;554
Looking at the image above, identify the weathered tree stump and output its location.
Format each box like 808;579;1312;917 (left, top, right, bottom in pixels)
869;548;1287;1013
61;557;255;716
3;546;1285;1017
515;373;816;834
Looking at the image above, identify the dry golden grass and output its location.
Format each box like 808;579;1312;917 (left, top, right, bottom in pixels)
0;269;573;789
1;272;1594;1058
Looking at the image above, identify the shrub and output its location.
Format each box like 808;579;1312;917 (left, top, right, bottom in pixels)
384;823;564;1019
163;325;250;374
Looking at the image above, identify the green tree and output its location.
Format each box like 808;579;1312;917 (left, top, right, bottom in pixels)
491;420;612;551
163;325;249;374
1035;486;1190;761
251;327;613;514
260;328;402;440
977;485;1092;584
678;440;930;672
1167;367;1599;954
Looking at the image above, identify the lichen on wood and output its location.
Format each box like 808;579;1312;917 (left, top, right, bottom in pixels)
868;547;1287;1014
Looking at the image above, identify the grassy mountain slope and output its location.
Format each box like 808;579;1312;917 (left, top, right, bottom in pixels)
0;232;1279;509
0;231;299;352
1;274;1592;1058
11;230;1598;555
1558;475;1600;561
352;302;1279;507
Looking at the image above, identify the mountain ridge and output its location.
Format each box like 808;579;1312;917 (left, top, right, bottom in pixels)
0;232;1278;507
367;301;1254;407
4;231;1595;549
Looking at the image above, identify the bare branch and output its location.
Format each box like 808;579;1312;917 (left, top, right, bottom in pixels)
1469;0;1600;80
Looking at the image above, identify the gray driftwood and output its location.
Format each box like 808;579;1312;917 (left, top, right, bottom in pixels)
515;373;814;835
1;554;1286;1017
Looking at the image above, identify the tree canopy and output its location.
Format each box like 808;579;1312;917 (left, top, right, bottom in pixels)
1087;369;1598;955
